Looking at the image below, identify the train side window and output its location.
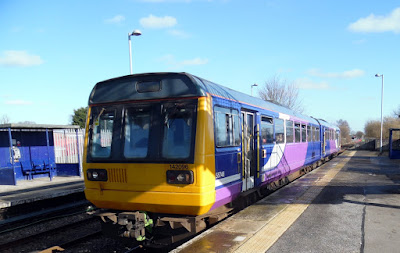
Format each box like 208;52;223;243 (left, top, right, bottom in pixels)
214;106;240;147
261;116;273;144
275;118;285;143
295;123;301;143
301;124;307;142
286;120;294;143
307;125;312;142
316;127;320;141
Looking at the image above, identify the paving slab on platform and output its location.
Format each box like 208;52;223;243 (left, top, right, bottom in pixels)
172;151;400;253
0;176;84;209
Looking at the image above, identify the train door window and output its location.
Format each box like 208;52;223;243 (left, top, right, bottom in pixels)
307;125;312;142
286;120;294;143
336;130;340;144
295;123;301;143
301;124;307;142
214;106;240;147
316;127;320;141
89;108;115;158
261;116;274;144
124;108;150;158
275;118;285;143
162;103;196;159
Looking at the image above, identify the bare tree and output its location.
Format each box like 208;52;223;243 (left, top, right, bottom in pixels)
394;105;400;118
355;131;364;139
1;114;10;124
364;117;400;139
336;119;351;144
258;75;304;113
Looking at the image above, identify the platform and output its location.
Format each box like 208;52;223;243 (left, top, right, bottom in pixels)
172;150;400;253
0;176;84;210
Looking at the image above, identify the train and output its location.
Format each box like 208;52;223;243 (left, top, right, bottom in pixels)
83;72;341;245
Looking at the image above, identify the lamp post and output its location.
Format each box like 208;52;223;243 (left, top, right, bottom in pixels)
251;83;258;96
128;29;142;74
375;73;384;153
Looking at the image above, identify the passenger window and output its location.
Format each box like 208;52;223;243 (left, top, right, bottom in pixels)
261;116;274;144
162;105;195;159
275;118;285;143
307;125;312;142
286;120;294;143
316;127;320;141
90;108;115;158
301;124;307;142
214;106;240;147
295;123;301;143
124;108;150;158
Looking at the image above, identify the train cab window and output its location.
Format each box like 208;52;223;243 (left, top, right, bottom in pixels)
162;104;196;159
286;120;294;143
301;124;307;142
261;116;274;144
89;108;115;158
307;125;312;142
124;108;151;158
295;123;301;143
214;106;240;147
275;118;285;143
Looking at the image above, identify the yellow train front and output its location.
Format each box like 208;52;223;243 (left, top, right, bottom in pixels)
84;72;218;244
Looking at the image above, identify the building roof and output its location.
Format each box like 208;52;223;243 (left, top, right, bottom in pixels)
0;124;81;130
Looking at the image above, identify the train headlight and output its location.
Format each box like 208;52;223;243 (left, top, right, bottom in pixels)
166;170;193;184
87;169;108;181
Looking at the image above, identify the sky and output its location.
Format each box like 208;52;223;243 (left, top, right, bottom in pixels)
0;0;399;132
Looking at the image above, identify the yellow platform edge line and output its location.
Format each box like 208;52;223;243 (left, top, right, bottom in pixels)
234;151;356;253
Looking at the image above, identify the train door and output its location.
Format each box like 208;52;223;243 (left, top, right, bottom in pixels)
322;129;326;156
241;111;256;191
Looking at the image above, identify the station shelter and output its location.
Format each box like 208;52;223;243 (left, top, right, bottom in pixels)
389;128;400;159
0;124;84;185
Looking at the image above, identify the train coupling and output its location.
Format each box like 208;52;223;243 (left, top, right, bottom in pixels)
97;211;153;241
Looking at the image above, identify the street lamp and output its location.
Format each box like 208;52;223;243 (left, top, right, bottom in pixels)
128;29;142;74
375;73;384;153
251;83;258;96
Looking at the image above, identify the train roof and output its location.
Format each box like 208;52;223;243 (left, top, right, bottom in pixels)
89;72;336;128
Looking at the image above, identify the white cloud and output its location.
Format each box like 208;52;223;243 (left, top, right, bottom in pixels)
5;100;33;105
181;57;208;65
295;78;330;90
139;0;194;2
105;15;125;24
348;7;400;33
140;15;177;29
0;50;43;67
158;54;208;69
168;29;190;38
307;68;365;79
352;39;366;45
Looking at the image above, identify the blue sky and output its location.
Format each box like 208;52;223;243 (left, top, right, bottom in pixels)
0;0;399;132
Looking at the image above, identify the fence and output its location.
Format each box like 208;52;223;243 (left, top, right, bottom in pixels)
53;129;85;175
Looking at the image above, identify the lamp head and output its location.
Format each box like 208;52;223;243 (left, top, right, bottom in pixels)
375;74;381;77
130;30;142;36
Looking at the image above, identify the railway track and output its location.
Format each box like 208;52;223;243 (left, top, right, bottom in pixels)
0;210;99;252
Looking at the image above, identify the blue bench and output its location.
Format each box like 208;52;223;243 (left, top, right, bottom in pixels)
20;160;54;181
